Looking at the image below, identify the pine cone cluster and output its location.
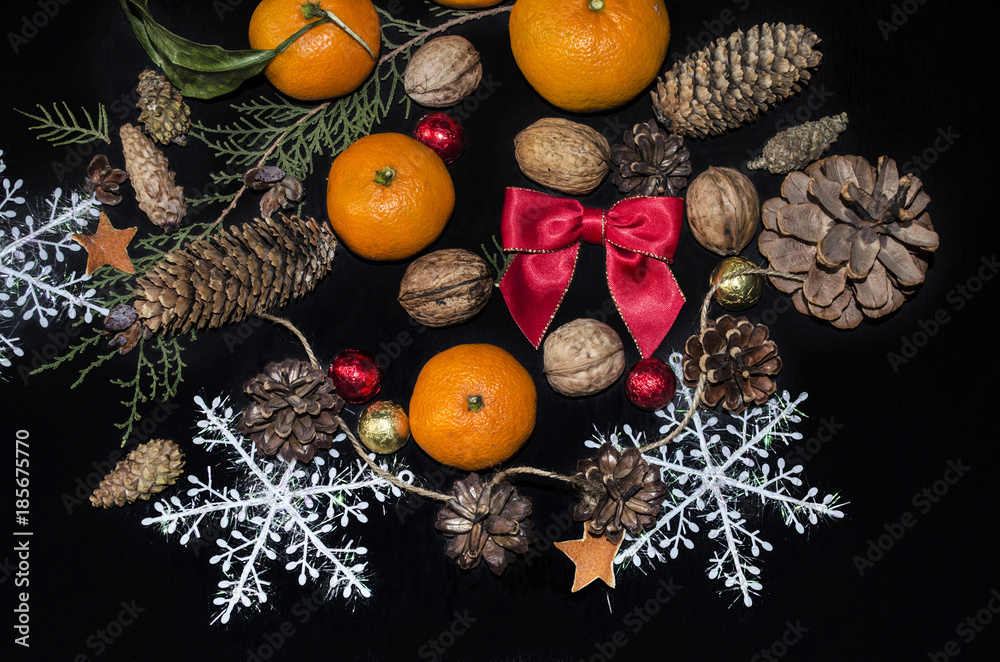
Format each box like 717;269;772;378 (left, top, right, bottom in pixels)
244;165;305;219
120;123;187;232
90;438;185;508
748;113;849;175
137;69;191;147
236;358;345;463
436;473;535;575
572;443;667;543
130;214;337;336
682;315;782;414
758;155;938;328
611;120;691;197
652;23;823;139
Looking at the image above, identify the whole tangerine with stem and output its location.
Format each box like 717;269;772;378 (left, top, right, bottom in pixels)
326;132;455;261
508;0;671;113
409;344;537;471
248;0;381;101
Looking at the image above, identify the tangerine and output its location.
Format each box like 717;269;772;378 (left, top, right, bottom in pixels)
508;0;671;113
326;132;455;261
248;0;381;101
409;344;537;471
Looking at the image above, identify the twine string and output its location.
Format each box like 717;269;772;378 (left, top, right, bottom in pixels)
264;267;805;493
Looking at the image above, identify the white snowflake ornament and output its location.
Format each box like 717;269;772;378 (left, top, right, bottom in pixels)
142;395;414;624
588;353;845;607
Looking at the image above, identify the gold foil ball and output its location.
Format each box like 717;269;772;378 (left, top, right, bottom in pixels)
357;401;410;454
710;257;764;311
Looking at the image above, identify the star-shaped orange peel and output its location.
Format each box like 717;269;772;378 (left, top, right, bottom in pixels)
554;527;623;592
71;211;137;275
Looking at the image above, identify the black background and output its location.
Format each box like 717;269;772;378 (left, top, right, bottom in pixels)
3;1;998;660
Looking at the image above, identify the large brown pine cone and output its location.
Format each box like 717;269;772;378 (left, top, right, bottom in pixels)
572;443;667;543
435;473;535;576
682;315;782;414
652;23;822;139
236;359;345;464
758;155;938;328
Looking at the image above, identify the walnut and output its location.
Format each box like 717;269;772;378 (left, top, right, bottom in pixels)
397;249;494;327
404;35;483;108
514;118;611;195
685;166;760;256
542;319;625;397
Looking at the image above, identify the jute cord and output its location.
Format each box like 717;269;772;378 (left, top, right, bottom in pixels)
267;267;805;500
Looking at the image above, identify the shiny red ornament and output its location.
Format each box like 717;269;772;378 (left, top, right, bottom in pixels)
625;357;677;411
413;112;466;164
328;349;383;404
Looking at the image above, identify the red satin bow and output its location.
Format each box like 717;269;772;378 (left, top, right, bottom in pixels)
499;188;685;358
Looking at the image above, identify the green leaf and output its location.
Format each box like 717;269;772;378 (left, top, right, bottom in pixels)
118;0;322;100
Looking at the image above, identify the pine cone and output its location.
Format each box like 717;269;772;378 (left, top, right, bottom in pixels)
236;358;345;463
572;443;667;543
83;154;128;205
611;120;691;197
681;315;782;414
435;473;535;575
90;438;185;508
748;113;849;175
652;23;823;139
128;214;336;337
244;166;305;219
120;123;187;232
758;155;938;328
136;69;191;147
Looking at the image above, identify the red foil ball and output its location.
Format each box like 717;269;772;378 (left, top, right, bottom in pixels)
328;349;383;404
413;112;466;164
625;357;678;411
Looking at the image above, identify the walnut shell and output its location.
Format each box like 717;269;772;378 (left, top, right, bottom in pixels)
685;166;761;256
542;318;625;397
398;248;494;327
514;118;611;195
404;36;483;108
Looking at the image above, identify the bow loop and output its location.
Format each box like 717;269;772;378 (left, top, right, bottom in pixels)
499;188;685;358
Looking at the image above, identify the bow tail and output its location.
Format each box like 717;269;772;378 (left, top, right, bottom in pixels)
499;248;579;348
605;247;685;358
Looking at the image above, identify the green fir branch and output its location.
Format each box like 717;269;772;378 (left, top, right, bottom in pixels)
15;102;111;146
193;3;510;207
111;333;188;445
481;235;514;286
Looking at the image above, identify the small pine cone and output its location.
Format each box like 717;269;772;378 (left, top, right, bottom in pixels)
136;69;191;147
120;123;187;232
435;473;535;576
652;23;823;139
682;315;782;414
236;358;345;463
758;155;938;328
572;443;667;543
130;214;337;337
611;120;691;197
83;155;128;205
90;439;185;508
748;113;849;175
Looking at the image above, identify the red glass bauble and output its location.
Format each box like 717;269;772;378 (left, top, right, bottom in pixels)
328;349;383;404
413;112;466;164
625;357;677;411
